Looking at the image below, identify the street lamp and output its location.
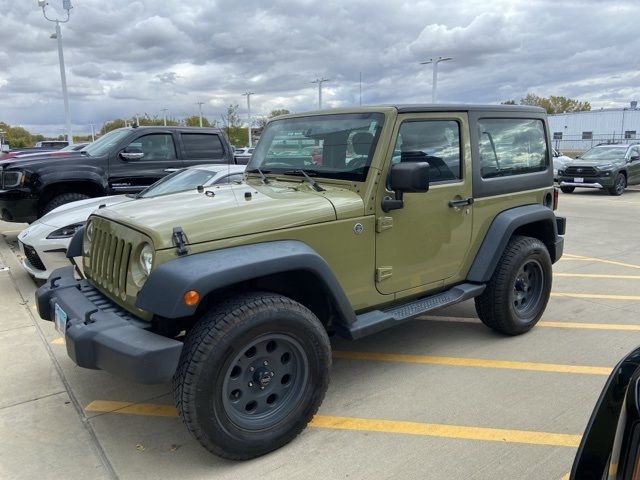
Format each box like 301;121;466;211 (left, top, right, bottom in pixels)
242;92;254;147
311;78;329;110
420;57;452;103
196;102;205;127
160;108;168;127
39;0;74;144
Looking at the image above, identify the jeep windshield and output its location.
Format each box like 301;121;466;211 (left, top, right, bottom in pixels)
248;112;385;182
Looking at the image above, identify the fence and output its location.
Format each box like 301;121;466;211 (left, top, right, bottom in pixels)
554;133;638;154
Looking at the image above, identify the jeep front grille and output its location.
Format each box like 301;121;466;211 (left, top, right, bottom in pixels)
88;224;132;299
565;166;598;177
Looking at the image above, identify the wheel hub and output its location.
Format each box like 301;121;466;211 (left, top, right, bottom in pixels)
254;368;274;388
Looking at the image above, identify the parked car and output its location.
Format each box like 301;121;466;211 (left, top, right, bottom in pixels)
35;140;69;149
552;148;572;182
36;104;564;459
571;345;640;479
13;142;89;160
234;147;254;164
18;164;245;279
557;143;640;195
0;125;236;223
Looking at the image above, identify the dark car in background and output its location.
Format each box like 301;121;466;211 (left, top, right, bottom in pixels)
0;125;236;223
558;143;640;195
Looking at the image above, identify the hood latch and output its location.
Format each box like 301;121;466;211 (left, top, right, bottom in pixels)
172;226;189;256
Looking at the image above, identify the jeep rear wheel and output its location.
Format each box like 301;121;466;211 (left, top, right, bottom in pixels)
608;173;626;196
475;235;552;335
42;192;90;215
560;186;575;193
173;292;331;460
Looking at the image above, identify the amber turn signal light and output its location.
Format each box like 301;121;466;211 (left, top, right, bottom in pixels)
183;290;200;306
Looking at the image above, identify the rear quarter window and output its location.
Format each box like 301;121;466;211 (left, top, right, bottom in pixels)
182;133;224;159
478;119;547;178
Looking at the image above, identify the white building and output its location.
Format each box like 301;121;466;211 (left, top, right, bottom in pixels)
548;103;640;152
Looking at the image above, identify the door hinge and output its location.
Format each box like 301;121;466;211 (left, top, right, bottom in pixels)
376;216;394;233
376;266;393;282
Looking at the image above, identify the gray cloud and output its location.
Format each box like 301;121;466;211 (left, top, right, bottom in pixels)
1;0;639;137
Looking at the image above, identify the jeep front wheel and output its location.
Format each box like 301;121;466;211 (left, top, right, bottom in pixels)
173;292;331;460
475;236;552;335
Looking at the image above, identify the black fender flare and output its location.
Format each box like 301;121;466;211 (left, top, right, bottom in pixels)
135;240;357;324
38;168;108;195
466;204;563;283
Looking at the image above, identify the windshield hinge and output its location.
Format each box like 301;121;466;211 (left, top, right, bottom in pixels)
172;226;189;256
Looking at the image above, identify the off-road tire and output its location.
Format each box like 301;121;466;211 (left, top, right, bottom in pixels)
475;235;552;335
560;186;575;193
608;173;626;196
173;292;331;460
42;193;90;215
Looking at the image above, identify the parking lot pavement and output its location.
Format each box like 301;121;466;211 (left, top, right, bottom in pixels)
1;188;640;479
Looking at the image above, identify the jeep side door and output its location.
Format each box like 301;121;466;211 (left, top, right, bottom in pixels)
108;132;184;193
374;113;473;295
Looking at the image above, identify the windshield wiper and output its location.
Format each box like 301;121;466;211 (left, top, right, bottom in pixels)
246;167;271;184
283;169;325;192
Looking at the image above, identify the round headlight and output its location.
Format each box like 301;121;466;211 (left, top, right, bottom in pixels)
139;243;154;276
86;221;94;242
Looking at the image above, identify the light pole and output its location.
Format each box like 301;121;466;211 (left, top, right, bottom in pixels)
160;108;168;126
196;102;205;127
420;57;452;103
311;78;329;110
89;123;95;142
242;92;254;147
39;0;74;144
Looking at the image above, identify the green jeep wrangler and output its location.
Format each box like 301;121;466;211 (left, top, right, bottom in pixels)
36;105;565;459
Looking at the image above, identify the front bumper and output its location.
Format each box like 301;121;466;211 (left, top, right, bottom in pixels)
36;266;182;384
558;174;614;190
0;189;38;223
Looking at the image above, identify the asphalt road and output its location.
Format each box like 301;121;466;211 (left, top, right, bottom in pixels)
2;187;640;480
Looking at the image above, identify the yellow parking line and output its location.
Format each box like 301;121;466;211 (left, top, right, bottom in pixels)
84;401;581;448
555;272;640;280
561;255;640;270
552;292;640;301
332;351;611;375
423;315;640;331
51;337;65;345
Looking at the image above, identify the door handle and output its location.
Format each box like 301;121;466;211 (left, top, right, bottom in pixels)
164;168;179;173
448;197;474;208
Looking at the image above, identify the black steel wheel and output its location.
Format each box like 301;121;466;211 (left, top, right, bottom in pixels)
475;235;552;335
608;173;626;196
173;292;331;460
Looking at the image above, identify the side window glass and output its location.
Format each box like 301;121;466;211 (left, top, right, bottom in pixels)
216;173;244;184
478;119;547;178
393;120;461;183
128;134;177;161
182;134;224;159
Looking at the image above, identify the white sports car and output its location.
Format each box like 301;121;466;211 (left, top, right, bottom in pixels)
18;164;246;279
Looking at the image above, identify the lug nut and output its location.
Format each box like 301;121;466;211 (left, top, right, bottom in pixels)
248;382;254;387
249;366;255;372
270;372;275;377
260;386;265;390
263;360;269;366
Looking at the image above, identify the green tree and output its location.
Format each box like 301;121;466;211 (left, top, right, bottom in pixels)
221;104;248;146
184;115;217;127
256;109;292;129
519;93;591;114
100;118;127;134
0;122;35;148
501;100;516;105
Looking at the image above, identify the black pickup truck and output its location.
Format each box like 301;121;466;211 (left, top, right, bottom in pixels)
0;126;237;223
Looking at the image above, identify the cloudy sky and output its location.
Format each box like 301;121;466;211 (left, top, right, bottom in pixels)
1;0;639;137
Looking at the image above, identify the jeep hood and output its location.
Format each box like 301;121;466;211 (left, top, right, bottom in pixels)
94;182;364;249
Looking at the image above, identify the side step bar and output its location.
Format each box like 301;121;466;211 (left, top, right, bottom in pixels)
336;283;485;340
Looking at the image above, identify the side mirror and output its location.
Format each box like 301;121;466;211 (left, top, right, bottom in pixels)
630;155;640;162
382;162;430;212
